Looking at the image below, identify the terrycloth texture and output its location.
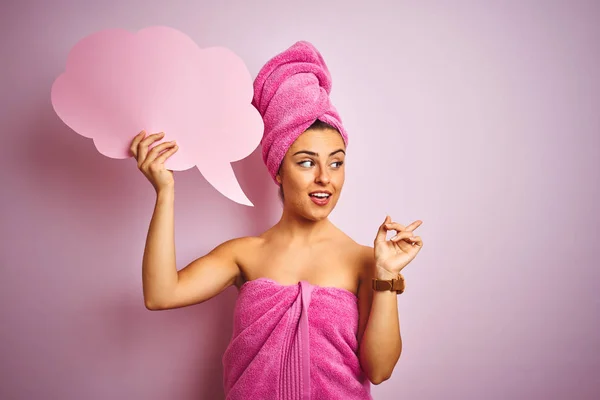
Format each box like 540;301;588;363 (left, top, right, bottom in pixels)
222;278;372;399
252;41;349;184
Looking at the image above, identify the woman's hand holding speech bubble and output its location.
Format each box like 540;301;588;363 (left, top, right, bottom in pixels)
51;26;263;206
130;131;179;194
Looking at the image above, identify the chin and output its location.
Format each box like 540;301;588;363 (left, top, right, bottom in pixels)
304;198;339;221
308;211;330;222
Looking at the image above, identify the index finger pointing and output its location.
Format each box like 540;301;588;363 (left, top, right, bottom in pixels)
406;220;423;231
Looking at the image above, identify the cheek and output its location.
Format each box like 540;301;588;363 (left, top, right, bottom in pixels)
333;170;345;186
285;169;312;190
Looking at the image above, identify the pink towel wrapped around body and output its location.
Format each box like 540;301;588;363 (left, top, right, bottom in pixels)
222;278;372;399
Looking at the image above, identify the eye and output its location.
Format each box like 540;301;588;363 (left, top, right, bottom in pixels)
331;161;344;168
298;160;314;168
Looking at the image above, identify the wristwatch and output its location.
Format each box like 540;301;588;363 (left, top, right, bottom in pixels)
372;273;405;294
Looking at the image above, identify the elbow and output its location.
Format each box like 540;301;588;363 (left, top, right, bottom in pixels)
369;372;392;385
144;297;166;311
144;299;161;311
366;352;401;385
143;286;175;310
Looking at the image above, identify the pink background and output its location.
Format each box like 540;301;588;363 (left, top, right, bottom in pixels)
1;1;599;399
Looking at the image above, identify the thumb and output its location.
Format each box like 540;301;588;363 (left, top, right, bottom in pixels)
375;215;391;243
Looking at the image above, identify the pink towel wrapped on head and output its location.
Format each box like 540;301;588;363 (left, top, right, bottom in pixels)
252;41;349;184
222;278;372;399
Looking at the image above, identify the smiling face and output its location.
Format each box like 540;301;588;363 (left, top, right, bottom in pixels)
276;126;346;221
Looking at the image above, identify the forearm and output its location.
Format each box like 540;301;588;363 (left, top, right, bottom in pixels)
142;187;177;309
359;274;402;383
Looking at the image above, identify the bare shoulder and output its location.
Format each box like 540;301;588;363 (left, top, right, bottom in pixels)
356;244;376;281
214;235;264;259
347;240;374;268
331;229;375;281
214;235;265;285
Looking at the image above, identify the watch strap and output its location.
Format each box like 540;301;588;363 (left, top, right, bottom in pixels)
372;273;405;294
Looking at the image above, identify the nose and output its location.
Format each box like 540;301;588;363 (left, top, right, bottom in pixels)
315;165;331;184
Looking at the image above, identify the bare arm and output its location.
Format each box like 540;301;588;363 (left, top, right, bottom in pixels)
141;188;241;310
357;246;402;384
130;130;240;311
141;187;177;309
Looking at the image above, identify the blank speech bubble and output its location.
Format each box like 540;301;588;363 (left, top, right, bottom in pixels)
51;26;263;206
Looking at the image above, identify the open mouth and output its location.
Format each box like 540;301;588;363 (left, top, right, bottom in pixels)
309;191;332;205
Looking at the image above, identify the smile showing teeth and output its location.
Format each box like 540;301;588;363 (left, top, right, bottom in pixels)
310;193;330;198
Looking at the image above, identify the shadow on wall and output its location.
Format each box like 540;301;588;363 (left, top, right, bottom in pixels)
19;95;278;399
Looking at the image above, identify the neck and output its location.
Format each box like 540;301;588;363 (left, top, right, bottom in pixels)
274;205;333;244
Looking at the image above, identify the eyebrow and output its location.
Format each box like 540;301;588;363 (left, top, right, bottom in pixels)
292;149;346;157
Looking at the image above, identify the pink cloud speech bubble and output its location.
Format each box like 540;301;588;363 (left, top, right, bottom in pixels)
51;26;263;206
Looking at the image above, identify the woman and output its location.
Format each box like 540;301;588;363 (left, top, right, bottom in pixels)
130;41;423;399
